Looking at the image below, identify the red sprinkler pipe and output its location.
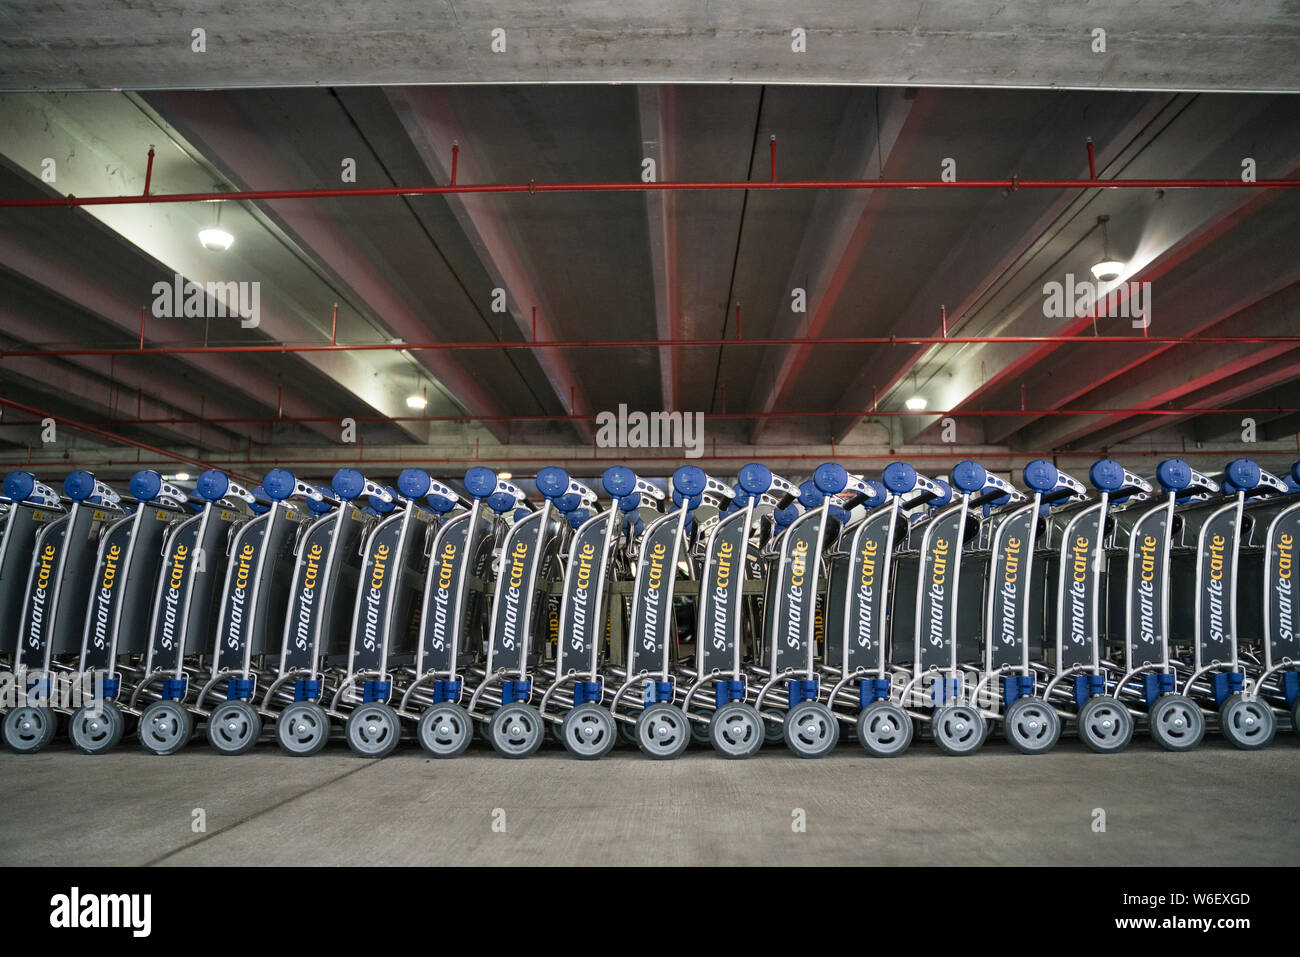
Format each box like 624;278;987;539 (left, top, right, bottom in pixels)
5;407;1295;429
143;146;155;196
0;396;256;485
3;176;1298;209
2;332;1297;361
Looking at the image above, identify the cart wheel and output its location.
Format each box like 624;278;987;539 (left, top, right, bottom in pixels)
417;703;474;758
932;704;986;756
761;708;786;745
1148;694;1205;752
783;701;839;758
689;717;712;746
139;700;193;755
617;717;638;747
3;705;58;754
489;704;545;758
856;699;913;757
207;700;262;755
561;704;617;760
1293;698;1300;735
277;701;331;756
69;703;124;754
708;702;764;759
1077;695;1134;754
345;703;401;758
1003;696;1062;755
635;703;691;760
1218;693;1275;750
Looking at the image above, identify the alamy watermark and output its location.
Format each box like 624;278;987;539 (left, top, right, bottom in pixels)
595;403;704;459
1043;274;1150;329
151;273;261;328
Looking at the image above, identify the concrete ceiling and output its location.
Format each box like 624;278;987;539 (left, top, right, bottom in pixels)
4;2;1300;93
1;82;1298;485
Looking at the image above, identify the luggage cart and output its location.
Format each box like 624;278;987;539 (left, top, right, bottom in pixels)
1251;460;1300;735
333;468;459;757
753;463;876;758
1039;459;1152;754
192;469;326;754
134;470;257;755
820;474;915;757
1101;459;1219;751
0;472;63;718
682;462;800;759
966;460;1085;754
467;466;583;757
822;464;949;756
63;471;192;753
538;466;666;759
399;467;521;758
1167;459;1289;749
891;460;1026;756
270;468;393;755
609;465;733;759
3;471;125;753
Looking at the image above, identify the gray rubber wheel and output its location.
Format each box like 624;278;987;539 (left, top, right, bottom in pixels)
1077;695;1134;753
561;704;618;760
490;703;545;758
418;703;474;758
783;701;839;758
345;702;402;758
856;699;913;757
709;702;764;759
4;705;58;753
1148;693;1205;752
1219;693;1275;751
1003;696;1062;755
689;717;712;746
761;708;786;745
618;717;638;747
932;703;986;756
635;703;691;760
207;700;262;754
139;700;193;755
277;701;331;756
69;703;125;754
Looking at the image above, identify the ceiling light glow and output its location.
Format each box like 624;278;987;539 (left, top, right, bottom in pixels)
198;227;234;251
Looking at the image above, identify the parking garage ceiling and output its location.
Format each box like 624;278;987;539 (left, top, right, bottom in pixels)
3;2;1300;93
0;80;1298;482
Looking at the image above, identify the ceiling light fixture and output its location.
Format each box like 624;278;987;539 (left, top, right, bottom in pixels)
405;394;428;410
497;472;512;480
905;396;928;411
198;200;233;251
1089;215;1125;282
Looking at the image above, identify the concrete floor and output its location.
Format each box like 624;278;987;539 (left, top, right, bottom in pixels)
2;735;1296;866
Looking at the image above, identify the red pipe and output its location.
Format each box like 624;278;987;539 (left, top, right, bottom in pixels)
143;146;155;197
2;407;1294;428
3;176;1298;209
1086;138;1097;181
0;396;256;485
2;332;1297;361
